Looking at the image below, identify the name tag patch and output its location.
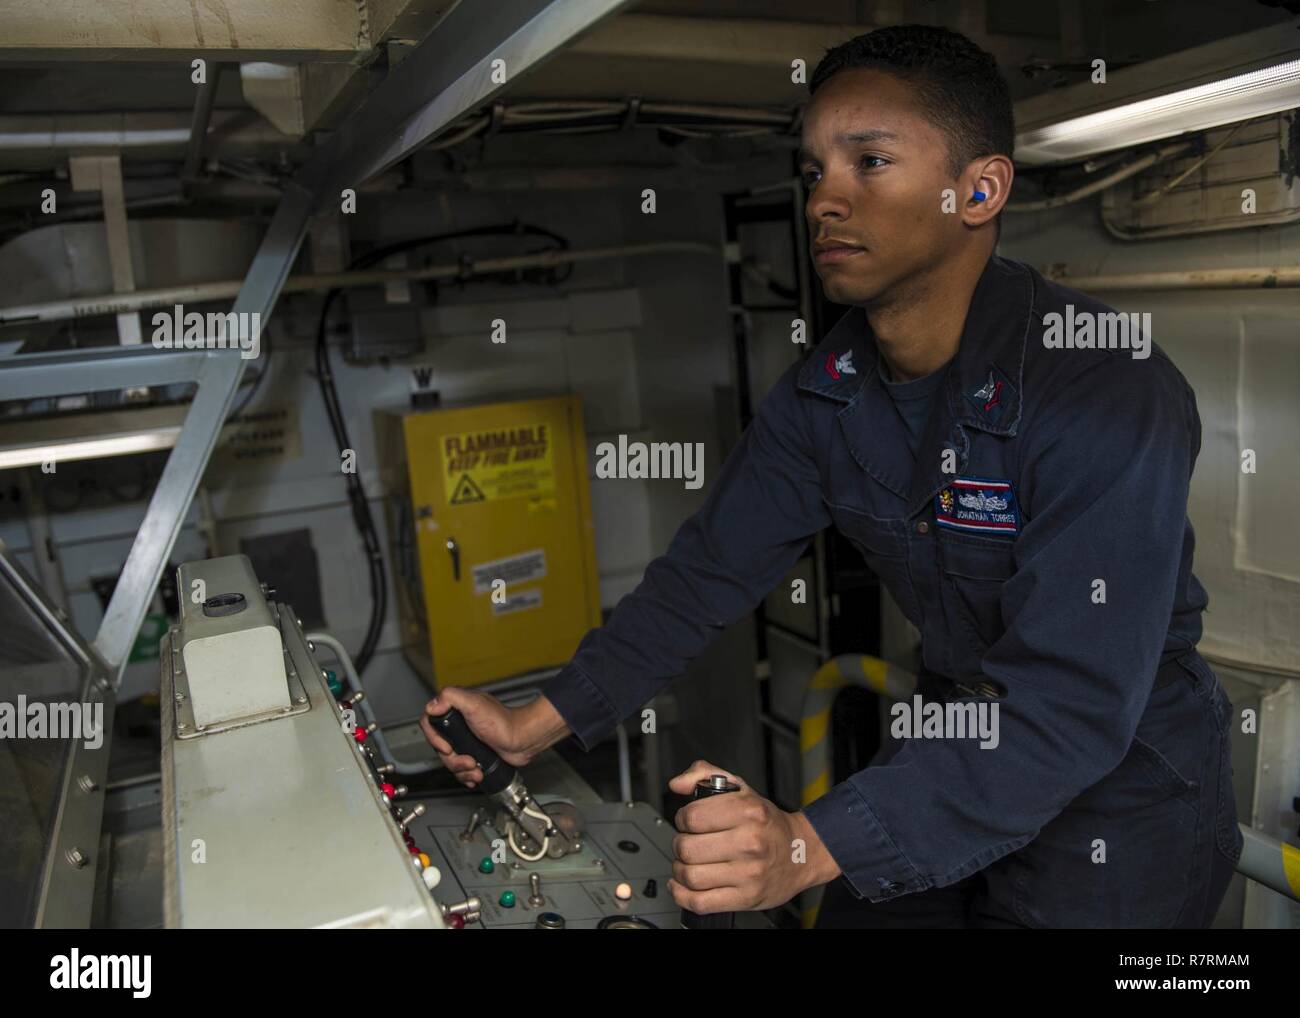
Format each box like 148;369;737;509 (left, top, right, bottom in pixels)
935;477;1020;535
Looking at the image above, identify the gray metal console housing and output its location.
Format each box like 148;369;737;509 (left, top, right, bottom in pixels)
160;557;443;929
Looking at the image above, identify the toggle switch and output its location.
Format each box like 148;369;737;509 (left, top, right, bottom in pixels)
527;872;545;908
398;804;426;831
444;897;481;918
459;809;483;842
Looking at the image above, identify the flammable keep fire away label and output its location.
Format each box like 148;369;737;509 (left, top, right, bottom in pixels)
442;423;555;506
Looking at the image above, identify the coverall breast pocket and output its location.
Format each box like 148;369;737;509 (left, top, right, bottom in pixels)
825;499;904;558
825;500;919;624
935;532;1014;652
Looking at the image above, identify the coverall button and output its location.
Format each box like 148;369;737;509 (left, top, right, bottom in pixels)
915;521;930;535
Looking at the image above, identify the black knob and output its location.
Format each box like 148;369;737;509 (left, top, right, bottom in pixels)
433;707;514;795
681;775;741;930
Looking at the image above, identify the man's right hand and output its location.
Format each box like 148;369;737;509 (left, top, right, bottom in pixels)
419;687;568;789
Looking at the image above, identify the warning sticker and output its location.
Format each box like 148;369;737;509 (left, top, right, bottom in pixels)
442;422;554;507
472;549;546;595
449;474;485;504
492;588;543;616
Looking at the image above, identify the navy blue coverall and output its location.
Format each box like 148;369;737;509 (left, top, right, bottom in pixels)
541;254;1243;928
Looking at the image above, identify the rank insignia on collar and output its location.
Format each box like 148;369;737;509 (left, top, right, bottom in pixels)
973;372;1001;408
824;349;857;380
935;476;1020;535
965;364;1015;423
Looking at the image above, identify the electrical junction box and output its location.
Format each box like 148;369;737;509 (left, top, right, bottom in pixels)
376;394;601;689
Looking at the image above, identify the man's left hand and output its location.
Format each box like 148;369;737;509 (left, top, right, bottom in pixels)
667;760;842;914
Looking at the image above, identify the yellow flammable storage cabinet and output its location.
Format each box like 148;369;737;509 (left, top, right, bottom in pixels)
377;395;602;688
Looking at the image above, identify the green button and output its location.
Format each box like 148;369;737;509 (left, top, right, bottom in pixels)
499;890;516;908
478;857;495;874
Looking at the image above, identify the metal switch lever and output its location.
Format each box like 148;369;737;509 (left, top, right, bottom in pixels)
434;707;566;857
528;872;545;908
460;808;483;842
398;804;426;831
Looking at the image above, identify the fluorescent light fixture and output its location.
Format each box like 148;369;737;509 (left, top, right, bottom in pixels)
1015;57;1300;165
0;429;179;470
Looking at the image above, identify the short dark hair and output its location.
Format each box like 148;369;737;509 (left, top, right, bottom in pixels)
809;25;1015;179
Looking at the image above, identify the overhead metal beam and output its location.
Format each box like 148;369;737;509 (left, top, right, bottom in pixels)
566;13;870;67
0;0;374;62
0;347;212;401
308;0;633;193
0;0;463;63
237;5;466;138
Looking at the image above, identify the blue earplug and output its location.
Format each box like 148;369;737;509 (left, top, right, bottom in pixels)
972;190;987;202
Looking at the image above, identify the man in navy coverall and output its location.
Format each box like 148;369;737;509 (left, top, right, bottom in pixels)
422;25;1242;928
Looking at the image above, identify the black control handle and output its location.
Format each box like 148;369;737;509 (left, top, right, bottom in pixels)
433;707;514;795
681;775;741;930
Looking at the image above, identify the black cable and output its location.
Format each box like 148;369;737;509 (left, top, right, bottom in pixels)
314;221;570;675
